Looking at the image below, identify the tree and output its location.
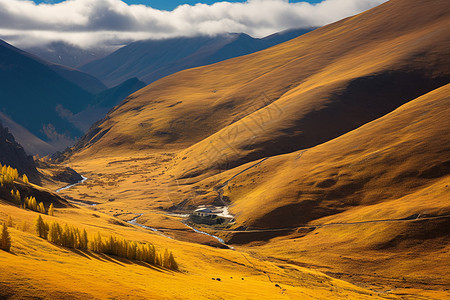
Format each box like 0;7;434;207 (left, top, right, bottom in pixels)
10;189;21;205
80;229;88;250
91;232;103;252
7;216;13;227
48;222;62;245
48;203;54;216
35;215;48;239
38;202;46;214
163;248;170;268
155;253;162;267
127;241;137;260
1;223;11;252
23;174;29;184
25;196;37;211
168;252;179;271
62;224;73;247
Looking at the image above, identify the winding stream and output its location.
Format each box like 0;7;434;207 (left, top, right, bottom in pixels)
127;214;173;239
56;175;232;248
56;175;88;193
183;221;234;250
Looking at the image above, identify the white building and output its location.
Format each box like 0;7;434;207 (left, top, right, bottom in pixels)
193;207;216;217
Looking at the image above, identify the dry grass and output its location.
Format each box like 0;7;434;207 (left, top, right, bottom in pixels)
5;0;448;298
0;202;382;299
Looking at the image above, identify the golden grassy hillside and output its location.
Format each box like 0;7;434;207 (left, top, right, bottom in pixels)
216;84;450;293
41;0;450;298
220;84;450;230
0;201;386;299
69;0;449;177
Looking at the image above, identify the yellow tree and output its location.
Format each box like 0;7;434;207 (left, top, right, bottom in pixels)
80;229;88;250
35;215;48;239
1;165;7;177
27;197;37;211
10;189;20;205
149;244;156;265
38;202;45;214
7;216;13;227
163;248;170;268
22;174;29;184
73;228;81;249
1;223;11;252
12;168;18;181
127;241;137;260
15;190;21;205
48;222;62;245
48;203;54;216
91;232;103;252
62;224;71;247
168;252;179;271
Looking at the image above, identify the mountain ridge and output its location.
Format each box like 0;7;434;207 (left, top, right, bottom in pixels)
67;0;449;172
80;28;315;87
0;39;145;155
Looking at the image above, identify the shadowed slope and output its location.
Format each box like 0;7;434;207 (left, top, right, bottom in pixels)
69;0;449;176
0;123;40;184
0;39;149;154
221;84;449;230
0;112;56;157
0;39;93;148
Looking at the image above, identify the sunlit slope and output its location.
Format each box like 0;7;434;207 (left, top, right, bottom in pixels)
218;84;449;230
245;177;449;296
0;203;382;299
72;0;449;174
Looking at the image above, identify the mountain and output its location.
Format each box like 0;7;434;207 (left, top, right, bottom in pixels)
46;0;450;296
79;28;315;87
24;41;113;69
222;83;450;231
47;64;107;94
225;84;450;294
0;39;144;154
69;0;449;172
64;0;449;239
0;122;40;184
68;78;146;132
0;39;94;150
0;112;56;157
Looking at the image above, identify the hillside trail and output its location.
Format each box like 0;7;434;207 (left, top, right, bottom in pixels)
214;155;278;206
212;214;450;233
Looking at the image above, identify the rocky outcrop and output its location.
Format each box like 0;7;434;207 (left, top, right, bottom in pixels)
0;122;40;184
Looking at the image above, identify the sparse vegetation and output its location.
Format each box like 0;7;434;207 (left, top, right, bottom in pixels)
35;215;49;239
0;163;54;215
48;203;54;216
35;216;179;271
7;215;13;227
1;222;11;252
0;163;19;185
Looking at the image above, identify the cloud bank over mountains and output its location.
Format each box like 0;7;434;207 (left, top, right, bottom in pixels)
0;0;387;48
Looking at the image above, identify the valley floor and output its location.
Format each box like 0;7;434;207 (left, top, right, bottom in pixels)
1;201;385;300
10;152;445;299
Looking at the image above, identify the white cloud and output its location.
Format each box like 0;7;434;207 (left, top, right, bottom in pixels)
0;0;387;48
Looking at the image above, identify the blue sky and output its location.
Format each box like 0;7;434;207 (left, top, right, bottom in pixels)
33;1;324;11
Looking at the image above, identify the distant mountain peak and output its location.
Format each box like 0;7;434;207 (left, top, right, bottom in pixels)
79;28;315;87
